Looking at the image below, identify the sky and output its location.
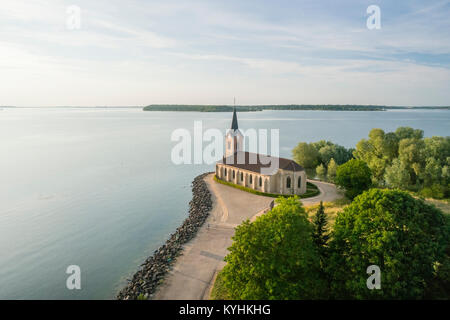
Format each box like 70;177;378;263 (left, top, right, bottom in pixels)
1;0;450;107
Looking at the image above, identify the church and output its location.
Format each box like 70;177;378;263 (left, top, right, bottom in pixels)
215;109;307;195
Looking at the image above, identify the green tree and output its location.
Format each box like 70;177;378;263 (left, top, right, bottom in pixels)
221;197;325;299
384;158;410;188
312;201;329;267
395;126;424;140
316;164;326;180
423;157;442;187
313;141;353;165
318;144;336;165
328;189;449;299
327;158;337;181
353;128;396;185
292;142;320;169
398;138;426;187
335;159;372;199
424;136;450;163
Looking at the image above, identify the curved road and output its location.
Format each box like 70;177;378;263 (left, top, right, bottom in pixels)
301;179;344;206
152;174;342;300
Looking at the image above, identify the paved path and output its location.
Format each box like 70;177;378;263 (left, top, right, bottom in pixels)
301;180;344;206
152;174;342;300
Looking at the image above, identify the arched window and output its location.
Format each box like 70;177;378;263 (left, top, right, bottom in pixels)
232;170;235;179
224;168;227;176
240;172;243;181
298;176;302;188
249;175;253;184
286;176;291;189
259;177;262;187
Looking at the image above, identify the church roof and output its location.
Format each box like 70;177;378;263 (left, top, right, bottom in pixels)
219;151;304;175
231;108;238;130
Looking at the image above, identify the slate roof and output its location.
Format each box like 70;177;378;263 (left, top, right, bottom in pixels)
231;108;238;130
218;151;304;175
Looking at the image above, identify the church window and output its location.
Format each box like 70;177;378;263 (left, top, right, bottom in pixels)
298;177;302;188
286;176;291;189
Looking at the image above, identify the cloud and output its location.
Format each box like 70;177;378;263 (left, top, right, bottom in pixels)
1;0;450;106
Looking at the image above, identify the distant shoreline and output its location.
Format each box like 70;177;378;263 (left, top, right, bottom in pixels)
2;105;449;112
143;105;450;112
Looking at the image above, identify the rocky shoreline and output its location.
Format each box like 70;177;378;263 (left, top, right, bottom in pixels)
116;172;213;300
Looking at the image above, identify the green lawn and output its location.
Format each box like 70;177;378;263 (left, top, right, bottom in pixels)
213;175;320;199
209;270;230;300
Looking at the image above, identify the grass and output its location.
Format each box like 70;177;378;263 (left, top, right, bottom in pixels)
209;269;230;300
423;198;450;215
213;175;320;199
304;197;351;226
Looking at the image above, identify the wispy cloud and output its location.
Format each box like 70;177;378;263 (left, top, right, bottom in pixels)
1;0;450;106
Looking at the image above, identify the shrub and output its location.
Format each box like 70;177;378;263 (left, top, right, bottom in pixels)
335;159;372;199
328;189;449;299
221;197;326;299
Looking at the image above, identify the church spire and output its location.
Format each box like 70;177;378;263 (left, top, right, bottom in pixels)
231;107;238;130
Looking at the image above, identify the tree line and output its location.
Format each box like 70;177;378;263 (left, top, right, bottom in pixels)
144;105;449;112
293;127;450;199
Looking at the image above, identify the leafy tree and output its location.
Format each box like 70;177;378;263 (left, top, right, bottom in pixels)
313;140;353;165
318;144;336;165
383;132;400;161
335;159;372;199
327;158;337;181
420;184;446;199
292;142;320;169
424;136;450;163
354;129;395;185
328;189;449;299
398;138;426;187
423;157;442;187
221;197;326;299
395;126;424;140
384;158;410;188
316;164;326;180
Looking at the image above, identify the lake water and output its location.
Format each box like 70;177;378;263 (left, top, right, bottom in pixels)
0;108;449;299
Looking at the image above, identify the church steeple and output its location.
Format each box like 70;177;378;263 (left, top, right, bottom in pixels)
231;107;238;130
225;105;244;157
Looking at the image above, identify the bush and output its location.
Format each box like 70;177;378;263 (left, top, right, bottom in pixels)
420;184;447;199
335;159;372;199
328;189;449;299
221;197;326;299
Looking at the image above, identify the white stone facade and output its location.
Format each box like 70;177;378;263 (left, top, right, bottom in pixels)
215;163;307;195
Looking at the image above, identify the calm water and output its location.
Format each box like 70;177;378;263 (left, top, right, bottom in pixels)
0;108;449;299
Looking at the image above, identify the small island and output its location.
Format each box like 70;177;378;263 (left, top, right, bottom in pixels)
143;104;450;112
